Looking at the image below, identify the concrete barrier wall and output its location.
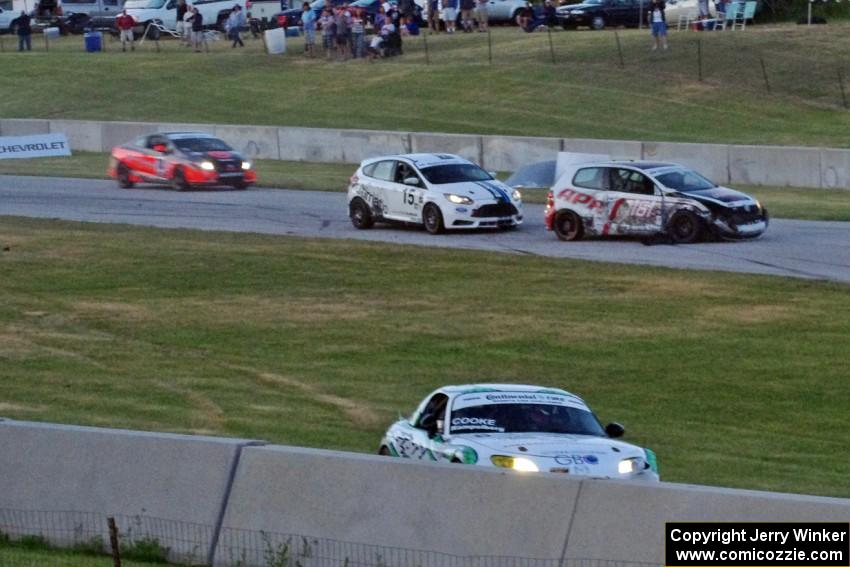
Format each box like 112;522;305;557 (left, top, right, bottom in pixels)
0;419;263;561
218;445;581;562
2;118;849;189
3;419;850;567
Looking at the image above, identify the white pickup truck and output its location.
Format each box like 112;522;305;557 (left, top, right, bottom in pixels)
125;0;282;33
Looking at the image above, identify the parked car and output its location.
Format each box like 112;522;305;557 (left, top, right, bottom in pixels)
347;153;523;234
108;132;256;191
379;383;659;482
545;159;768;242
556;0;644;30
0;5;16;32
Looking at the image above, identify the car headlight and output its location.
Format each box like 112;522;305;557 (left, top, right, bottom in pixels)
445;194;473;205
570;9;584;14
241;161;252;170
512;189;522;202
200;161;215;171
491;455;539;472
618;457;647;475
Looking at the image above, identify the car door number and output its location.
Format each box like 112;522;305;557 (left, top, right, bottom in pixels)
403;189;416;206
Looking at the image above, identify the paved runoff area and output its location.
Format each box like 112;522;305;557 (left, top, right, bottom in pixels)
2;175;850;284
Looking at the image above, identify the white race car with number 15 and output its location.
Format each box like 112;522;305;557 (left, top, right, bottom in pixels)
379;384;659;482
347;154;523;234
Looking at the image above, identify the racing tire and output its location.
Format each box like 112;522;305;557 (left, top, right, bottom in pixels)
349;198;374;230
668;210;703;244
591;16;605;30
378;446;391;456
553;210;584;241
171;167;190;192
116;163;135;189
422;203;445;235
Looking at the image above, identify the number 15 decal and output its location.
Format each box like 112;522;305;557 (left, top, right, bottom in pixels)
403;190;416;206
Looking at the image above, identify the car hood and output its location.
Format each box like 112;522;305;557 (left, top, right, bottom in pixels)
452;432;643;459
435;180;516;202
674;186;755;206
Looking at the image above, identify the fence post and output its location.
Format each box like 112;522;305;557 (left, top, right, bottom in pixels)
839;67;848;109
759;57;770;93
44;31;49;52
697;38;702;82
547;25;555;64
614;30;624;68
108;517;122;567
487;27;492;64
422;30;429;64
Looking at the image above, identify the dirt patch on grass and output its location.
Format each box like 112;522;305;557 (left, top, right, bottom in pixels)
225;363;379;427
156;382;226;432
73;301;151;321
0;402;46;413
704;304;796;325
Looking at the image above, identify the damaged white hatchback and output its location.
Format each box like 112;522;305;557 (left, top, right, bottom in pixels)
544;161;768;243
379;384;659;482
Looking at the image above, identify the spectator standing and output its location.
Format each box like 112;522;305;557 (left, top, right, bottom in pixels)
176;0;187;41
542;0;557;26
190;6;204;51
351;7;365;58
648;0;667;50
226;4;245;47
442;0;457;32
183;4;194;45
301;1;317;57
116;8;136;51
427;0;439;33
398;0;415;20
475;0;487;31
334;4;351;60
459;0;474;31
319;6;335;59
14;11;32;51
697;0;710;17
374;6;386;28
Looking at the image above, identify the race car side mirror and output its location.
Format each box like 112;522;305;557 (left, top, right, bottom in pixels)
403;177;420;186
605;422;625;438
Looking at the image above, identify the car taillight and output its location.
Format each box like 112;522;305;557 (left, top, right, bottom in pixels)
546;190;554;209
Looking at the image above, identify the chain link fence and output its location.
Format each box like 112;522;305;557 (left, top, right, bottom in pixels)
0;508;660;567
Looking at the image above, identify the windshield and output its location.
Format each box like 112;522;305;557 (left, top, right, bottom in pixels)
125;0;166;9
419;164;492;185
173;137;232;152
655;167;716;192
450;403;606;436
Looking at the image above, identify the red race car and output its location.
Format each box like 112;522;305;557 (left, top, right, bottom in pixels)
107;132;257;191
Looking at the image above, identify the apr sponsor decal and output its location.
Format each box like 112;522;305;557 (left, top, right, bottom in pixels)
356;186;387;215
557;188;605;211
451;417;505;432
554;455;600;466
394;434;437;461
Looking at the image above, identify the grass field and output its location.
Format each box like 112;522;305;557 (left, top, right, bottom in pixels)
1;216;848;498
1;25;850;146
4;152;850;219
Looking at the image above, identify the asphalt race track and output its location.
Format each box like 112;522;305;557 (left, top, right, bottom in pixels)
2;175;850;284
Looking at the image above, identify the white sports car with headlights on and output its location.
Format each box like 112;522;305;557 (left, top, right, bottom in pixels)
379;384;659;482
347;154;523;234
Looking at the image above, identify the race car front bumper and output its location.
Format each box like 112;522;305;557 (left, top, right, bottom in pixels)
445;201;524;230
